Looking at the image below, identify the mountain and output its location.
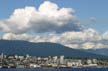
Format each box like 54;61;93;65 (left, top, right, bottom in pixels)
86;48;108;56
0;40;107;59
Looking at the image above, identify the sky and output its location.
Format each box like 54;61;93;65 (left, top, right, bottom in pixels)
0;0;108;49
0;0;108;32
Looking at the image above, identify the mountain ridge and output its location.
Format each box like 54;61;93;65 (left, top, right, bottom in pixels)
85;48;108;56
0;40;107;59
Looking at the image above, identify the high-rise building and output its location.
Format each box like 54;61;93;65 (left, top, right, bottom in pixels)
15;55;18;59
53;56;58;63
87;59;92;65
60;55;64;64
1;53;4;60
0;53;4;63
26;54;30;59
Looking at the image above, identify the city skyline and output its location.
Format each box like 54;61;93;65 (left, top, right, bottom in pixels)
0;53;103;68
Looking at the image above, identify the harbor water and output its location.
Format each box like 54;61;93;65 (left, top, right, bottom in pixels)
0;68;108;71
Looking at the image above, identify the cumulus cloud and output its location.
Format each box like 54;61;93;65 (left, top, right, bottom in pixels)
102;32;108;40
0;1;84;34
2;28;108;49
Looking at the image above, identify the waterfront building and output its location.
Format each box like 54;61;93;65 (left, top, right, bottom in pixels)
26;54;30;59
60;55;64;64
53;56;58;63
14;55;18;59
87;59;92;65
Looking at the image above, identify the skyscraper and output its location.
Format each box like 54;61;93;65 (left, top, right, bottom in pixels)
60;55;64;64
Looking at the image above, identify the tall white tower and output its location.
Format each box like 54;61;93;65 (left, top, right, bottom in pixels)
60;55;64;64
0;53;4;63
53;56;58;63
1;53;4;59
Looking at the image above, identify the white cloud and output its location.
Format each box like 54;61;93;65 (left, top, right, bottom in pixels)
0;21;10;32
0;1;83;34
102;32;108;40
2;28;106;49
82;42;95;49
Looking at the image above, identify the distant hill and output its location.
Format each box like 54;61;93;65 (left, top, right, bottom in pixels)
0;40;107;59
86;48;108;56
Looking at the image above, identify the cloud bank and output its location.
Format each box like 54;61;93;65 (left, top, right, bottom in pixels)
0;1;108;49
2;28;108;49
0;1;83;34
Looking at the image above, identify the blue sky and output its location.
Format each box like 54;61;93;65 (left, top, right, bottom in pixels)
0;0;108;33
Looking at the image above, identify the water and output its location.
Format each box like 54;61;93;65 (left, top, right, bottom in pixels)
0;68;108;71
